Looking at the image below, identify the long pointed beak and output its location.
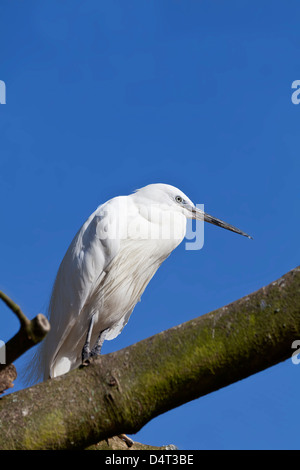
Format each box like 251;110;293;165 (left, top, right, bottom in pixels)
193;207;253;239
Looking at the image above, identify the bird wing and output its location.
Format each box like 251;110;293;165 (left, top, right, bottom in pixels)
44;197;128;373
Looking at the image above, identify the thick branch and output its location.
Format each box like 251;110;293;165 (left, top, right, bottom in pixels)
0;267;299;450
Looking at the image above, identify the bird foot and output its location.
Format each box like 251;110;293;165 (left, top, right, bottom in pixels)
81;328;107;365
81;358;91;367
81;346;102;366
81;344;91;364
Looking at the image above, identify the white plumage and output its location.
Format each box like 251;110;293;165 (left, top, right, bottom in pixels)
31;183;251;382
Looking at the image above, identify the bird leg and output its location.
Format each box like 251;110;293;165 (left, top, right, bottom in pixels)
81;314;95;363
90;329;108;357
82;325;133;447
82;321;109;364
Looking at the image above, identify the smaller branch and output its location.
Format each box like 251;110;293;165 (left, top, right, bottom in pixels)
0;364;17;394
0;290;50;392
85;437;177;450
0;290;30;328
0;313;50;369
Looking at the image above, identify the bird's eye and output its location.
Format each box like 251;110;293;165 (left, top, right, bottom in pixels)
175;196;183;204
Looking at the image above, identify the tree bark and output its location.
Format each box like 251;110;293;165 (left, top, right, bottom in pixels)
0;313;50;371
0;266;299;450
85;437;177;450
0;291;50;393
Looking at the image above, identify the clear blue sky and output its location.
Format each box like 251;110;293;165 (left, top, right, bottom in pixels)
0;1;299;450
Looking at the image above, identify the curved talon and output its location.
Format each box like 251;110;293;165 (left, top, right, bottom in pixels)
81;359;91;366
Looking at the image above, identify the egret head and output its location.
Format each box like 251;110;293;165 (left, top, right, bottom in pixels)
134;183;252;239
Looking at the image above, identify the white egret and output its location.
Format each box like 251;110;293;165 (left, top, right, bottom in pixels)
33;183;251;383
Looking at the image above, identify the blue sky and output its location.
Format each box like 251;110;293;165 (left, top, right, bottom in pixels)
0;0;299;450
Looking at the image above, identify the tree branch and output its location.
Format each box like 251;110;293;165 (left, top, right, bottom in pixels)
0;291;31;328
85;437;177;450
0;267;299;449
0;291;50;393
